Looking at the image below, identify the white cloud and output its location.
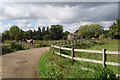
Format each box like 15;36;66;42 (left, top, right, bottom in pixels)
1;3;118;22
13;20;29;24
0;2;118;32
0;22;12;32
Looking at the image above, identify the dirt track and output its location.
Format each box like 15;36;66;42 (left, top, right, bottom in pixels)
2;47;49;78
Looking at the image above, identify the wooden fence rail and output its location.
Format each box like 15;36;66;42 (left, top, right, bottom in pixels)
51;45;120;67
51;45;119;54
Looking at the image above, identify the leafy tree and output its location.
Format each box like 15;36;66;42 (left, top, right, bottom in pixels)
75;30;79;33
42;27;46;37
63;31;70;40
2;30;10;42
24;30;33;39
15;32;24;41
9;26;20;39
33;29;37;36
46;27;50;35
44;34;51;40
108;19;120;39
103;30;109;38
50;24;63;40
77;24;104;39
99;34;105;39
0;33;2;42
38;27;42;40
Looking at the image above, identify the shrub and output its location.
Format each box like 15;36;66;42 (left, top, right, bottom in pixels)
99;35;105;39
44;34;51;40
93;67;116;80
11;42;24;50
15;32;23;41
2;46;12;55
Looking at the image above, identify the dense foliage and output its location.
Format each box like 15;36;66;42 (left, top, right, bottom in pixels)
63;31;70;40
44;34;51;40
2;19;120;42
50;24;63;40
108;19;120;39
2;46;13;55
2;30;10;42
93;67;116;79
76;19;120;39
2;25;68;41
9;26;20;39
15;32;24;41
11;42;24;50
77;24;104;39
2;42;24;55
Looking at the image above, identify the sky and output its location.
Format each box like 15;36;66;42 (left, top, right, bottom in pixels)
0;1;119;33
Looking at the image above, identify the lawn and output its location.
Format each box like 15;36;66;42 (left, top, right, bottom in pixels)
88;39;119;51
75;39;119;63
37;50;117;78
58;39;119;63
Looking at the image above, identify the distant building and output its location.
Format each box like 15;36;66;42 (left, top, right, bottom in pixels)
68;33;82;40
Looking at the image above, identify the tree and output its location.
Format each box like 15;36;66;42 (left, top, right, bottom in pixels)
9;26;19;37
42;27;46;36
15;32;24;41
44;34;51;40
38;27;41;35
63;31;70;40
108;19;120;39
38;27;42;40
50;24;63;40
103;30;109;38
2;30;10;42
77;24;104;39
33;29;37;36
75;30;79;33
24;30;33;39
99;34;105;39
9;26;20;39
46;27;50;35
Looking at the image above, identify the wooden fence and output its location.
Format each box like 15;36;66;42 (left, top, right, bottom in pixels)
51;45;120;68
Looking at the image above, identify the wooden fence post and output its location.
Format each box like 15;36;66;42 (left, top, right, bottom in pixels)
52;46;54;54
59;40;60;46
71;47;75;65
52;42;55;54
59;46;61;56
103;49;106;68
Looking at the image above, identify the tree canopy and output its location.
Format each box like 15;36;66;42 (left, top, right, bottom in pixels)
50;24;63;40
108;19;120;39
9;26;20;39
77;24;104;39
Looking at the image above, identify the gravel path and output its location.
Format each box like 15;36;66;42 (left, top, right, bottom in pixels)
2;47;49;78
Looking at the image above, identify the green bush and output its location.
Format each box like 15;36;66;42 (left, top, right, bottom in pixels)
93;67;116;80
99;35;105;39
11;42;24;50
2;46;12;55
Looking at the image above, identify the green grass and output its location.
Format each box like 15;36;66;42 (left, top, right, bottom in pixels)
59;39;119;63
37;50;117;78
75;39;119;63
88;39;119;51
37;39;119;78
38;51;94;78
74;52;119;63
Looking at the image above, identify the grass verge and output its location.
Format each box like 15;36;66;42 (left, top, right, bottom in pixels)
37;50;117;78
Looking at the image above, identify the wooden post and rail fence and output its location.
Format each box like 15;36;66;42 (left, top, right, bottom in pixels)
51;41;120;68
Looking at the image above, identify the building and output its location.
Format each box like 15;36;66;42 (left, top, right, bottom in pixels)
68;33;82;40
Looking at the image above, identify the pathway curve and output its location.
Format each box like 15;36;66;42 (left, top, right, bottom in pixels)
2;47;49;78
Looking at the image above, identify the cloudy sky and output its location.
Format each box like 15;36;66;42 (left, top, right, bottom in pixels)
0;2;119;33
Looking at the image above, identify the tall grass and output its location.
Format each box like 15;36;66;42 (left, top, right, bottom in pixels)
37;50;116;78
